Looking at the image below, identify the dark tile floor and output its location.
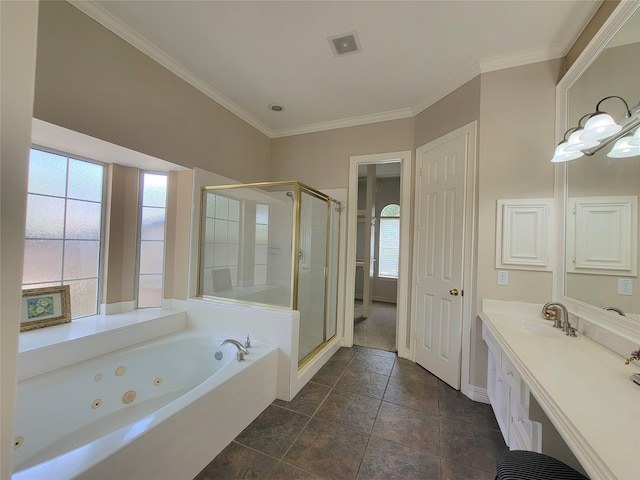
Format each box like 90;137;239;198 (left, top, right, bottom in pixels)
195;346;507;480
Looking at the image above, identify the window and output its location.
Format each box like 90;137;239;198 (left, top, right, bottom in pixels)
137;172;167;308
378;204;400;278
202;193;241;292
254;204;269;285
23;148;105;318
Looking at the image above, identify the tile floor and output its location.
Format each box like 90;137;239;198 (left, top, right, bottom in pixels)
195;346;507;480
353;301;397;352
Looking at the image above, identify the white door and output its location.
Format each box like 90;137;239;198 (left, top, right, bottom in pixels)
414;132;468;389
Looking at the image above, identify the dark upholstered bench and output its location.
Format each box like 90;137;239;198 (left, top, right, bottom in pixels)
495;450;589;480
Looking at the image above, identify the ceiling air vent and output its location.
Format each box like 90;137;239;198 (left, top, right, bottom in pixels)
328;31;362;57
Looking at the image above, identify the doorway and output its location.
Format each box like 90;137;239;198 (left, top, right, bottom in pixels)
353;163;400;351
344;151;412;358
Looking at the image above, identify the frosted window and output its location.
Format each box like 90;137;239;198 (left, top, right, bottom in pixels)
214;219;229;243
255;224;269;245
63;240;100;279
229;199;240;221
66;278;98;318
23;239;63;284
213;243;228;267
66;200;102;239
141;207;166;241
215;196;229;219
256;204;269;224
205;218;215;242
68;159;103;202
139;240;164;274
137;274;163;309
137;172;167;308
25;194;65;239
206;194;216;217
23;149;104;318
141;173;167;207
27;150;67;197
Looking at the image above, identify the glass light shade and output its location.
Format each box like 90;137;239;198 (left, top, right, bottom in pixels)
564;130;600;152
580;113;622;141
628;127;640;146
551;143;583;163
607;136;640;158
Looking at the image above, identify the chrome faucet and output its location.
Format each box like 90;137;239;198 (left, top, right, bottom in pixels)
220;339;249;361
542;302;576;337
604;306;626;316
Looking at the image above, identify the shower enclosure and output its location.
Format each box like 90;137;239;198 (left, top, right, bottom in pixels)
198;181;341;365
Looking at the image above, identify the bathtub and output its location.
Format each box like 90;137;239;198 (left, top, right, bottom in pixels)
12;329;278;480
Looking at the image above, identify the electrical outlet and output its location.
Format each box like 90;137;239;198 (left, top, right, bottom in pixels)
497;270;509;286
618;278;633;296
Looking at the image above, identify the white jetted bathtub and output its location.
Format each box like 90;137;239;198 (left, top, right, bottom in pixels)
12;329;278;479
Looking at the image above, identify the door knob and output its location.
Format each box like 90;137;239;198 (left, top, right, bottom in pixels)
449;288;459;296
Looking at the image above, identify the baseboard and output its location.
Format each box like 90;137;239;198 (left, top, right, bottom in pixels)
353;295;397;304
462;383;489;404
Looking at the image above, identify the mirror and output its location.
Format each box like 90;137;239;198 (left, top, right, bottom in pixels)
563;5;640;321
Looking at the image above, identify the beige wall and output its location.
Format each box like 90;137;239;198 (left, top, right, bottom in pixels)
414;76;481;147
164;170;194;301
1;2;39;477
476;59;563;305
470;59;563;387
34;1;271;184
270;118;414;189
103;165;139;305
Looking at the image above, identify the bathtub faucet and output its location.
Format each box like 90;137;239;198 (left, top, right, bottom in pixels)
220;339;249;361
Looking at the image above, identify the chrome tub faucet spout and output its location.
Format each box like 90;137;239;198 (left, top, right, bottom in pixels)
220;339;249;361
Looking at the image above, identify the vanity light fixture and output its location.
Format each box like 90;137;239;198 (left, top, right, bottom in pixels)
551;96;640;162
628;126;640;146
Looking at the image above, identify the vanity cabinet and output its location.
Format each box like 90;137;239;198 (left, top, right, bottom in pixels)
483;324;542;452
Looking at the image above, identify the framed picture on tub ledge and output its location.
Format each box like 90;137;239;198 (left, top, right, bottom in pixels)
20;285;71;332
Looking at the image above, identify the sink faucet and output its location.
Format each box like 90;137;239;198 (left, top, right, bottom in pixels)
542;302;576;337
220;339;249;361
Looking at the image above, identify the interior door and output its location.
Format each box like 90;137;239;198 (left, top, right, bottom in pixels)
414;132;468;389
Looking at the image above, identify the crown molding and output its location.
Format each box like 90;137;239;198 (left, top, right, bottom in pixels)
411;62;481;117
67;0;603;140
479;45;564;74
67;0;274;138
270;108;414;138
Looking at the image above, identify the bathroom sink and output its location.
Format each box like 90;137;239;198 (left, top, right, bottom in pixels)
502;317;557;337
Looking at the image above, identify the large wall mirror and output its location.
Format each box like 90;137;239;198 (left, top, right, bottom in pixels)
557;2;640;338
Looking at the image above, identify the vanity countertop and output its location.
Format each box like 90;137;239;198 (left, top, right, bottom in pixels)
480;300;640;480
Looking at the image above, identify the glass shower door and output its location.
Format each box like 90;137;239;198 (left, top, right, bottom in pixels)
296;190;327;361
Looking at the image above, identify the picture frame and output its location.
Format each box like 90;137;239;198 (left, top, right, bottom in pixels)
21;285;71;332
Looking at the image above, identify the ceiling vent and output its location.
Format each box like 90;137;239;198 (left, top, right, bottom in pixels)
328;31;362;57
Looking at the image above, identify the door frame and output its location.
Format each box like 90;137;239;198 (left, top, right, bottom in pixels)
344;151;412;359
412;122;478;396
